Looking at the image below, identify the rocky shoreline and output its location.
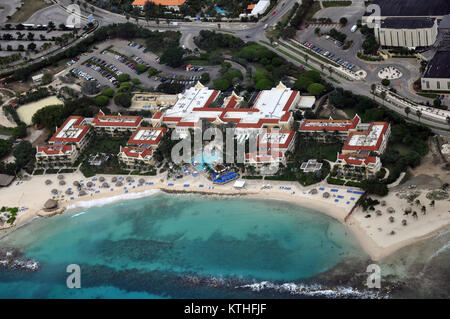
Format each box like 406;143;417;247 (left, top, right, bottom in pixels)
0;247;40;272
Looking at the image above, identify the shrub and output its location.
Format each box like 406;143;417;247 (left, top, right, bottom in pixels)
94;95;109;107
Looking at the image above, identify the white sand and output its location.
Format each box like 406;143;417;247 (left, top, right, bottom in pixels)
16;96;63;125
1;171;449;261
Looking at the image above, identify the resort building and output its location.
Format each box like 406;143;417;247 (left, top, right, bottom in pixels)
49;116;92;151
91;110;143;136
118;146;155;167
127;126;167;149
298;115;361;142
131;0;186;10
153;82;300;138
130;93;178;112
341;122;391;155
35;145;79;168
299;116;391;178
421;50;450;91
244;130;296;168
335;153;382;179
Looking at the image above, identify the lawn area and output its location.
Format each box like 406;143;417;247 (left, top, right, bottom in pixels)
9;0;51;23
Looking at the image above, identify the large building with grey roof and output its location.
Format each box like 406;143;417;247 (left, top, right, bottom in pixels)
421;50;450;91
364;0;450;48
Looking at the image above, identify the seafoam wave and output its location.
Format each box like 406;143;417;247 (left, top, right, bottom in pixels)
237;281;388;299
66;189;161;210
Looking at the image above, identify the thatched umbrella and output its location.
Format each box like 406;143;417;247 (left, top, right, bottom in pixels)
323;192;330;199
139;178;145;184
111;177;118;183
73;181;80;187
57;175;64;180
115;181;123;187
402;219;407;226
390;230;396;235
51;189;58;195
86;181;94;188
65;189;73;195
387;207;395;214
380;200;386;207
126;176;133;182
404;207;412;214
44;199;58;210
99;177;105;182
310;189;318;195
59;180;66;186
389;216;395;223
45;179;52;185
79;190;87;196
375;210;382;216
102;182;109;188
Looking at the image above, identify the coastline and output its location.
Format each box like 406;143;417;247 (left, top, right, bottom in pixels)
1;171;449;261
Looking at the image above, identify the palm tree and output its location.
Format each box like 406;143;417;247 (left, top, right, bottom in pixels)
405;106;411;118
421;205;426;215
416;109;422;122
415;199;421;207
370;83;376;96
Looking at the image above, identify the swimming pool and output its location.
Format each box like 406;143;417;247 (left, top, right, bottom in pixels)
214;6;228;15
192;150;222;172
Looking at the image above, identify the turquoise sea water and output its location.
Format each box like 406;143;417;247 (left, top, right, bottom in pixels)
0;193;367;298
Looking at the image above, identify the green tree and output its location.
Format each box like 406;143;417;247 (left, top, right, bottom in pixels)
160;46;184;68
213;78;231;91
307;83;325;96
114;93;132;108
94;95;109;107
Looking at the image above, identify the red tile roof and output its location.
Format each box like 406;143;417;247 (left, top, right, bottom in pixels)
342;122;390;152
338;153;377;165
37;144;75;155
92;111;142;128
49;116;90;144
299;115;361;132
120;146;153;159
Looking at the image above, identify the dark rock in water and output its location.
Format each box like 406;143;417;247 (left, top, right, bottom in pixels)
0;247;39;272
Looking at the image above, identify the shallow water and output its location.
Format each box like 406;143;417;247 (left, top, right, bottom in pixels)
0;193;372;298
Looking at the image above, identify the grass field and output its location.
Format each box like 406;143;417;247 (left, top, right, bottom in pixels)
9;0;52;23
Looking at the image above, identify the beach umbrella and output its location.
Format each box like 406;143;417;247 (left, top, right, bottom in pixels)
44;199;58;210
115;181;123;187
73;181;80;187
51;189;58;195
389;216;395;223
65;189;73;195
404;207;412;214
387;207;395;214
79;190;87;196
402;219;407;226
86;181;94;188
390;230;396;235
310;189;318;195
45;179;52;185
375;210;382;216
59;180;66;186
139;178;145;184
126;176;132;182
111;177;117;183
380;200;386;206
102;182;109;188
322;192;330;199
57;175;64;180
99;177;105;182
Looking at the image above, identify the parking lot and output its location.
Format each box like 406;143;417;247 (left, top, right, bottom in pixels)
301;40;360;71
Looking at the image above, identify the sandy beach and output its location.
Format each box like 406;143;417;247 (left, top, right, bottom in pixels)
1;171;449;261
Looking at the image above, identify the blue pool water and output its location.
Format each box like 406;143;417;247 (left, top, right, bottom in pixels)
0;193;366;298
215;6;228;15
192;150;222;171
